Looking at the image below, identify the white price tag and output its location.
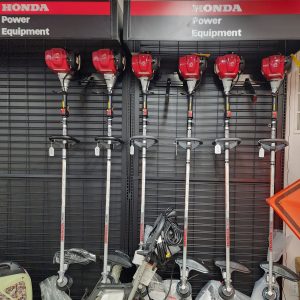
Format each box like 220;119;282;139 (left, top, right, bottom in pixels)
259;147;265;158
49;146;54;157
95;145;100;157
130;144;135;156
215;143;222;155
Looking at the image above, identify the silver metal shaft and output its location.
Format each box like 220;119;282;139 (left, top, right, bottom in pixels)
224;118;232;292
58;116;67;284
181;118;192;288
139;116;147;247
102;117;112;283
268;119;276;295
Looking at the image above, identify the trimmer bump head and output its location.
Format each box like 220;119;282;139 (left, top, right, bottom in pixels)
176;281;192;299
262;287;278;300
218;284;235;300
56;274;73;291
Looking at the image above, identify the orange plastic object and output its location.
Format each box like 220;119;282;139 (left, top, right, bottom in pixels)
267;179;300;239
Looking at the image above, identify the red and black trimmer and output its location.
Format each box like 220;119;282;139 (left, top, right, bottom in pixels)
214;54;250;299
130;53;159;256
175;54;208;298
45;48;81;290
91;49;130;284
252;55;298;300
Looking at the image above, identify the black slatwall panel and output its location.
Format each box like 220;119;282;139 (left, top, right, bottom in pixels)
127;40;288;296
0;39;127;299
0;38;296;299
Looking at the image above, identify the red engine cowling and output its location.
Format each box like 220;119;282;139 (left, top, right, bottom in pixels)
132;53;154;79
179;54;201;80
261;55;286;81
92;49;117;75
215;54;241;79
45;48;72;73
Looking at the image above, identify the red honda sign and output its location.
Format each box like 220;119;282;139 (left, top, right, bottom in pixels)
125;0;300;40
130;0;300;16
0;2;110;15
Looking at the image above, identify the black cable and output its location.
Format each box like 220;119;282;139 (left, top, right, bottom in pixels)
163;208;182;246
146;286;154;300
229;72;240;93
163;259;176;300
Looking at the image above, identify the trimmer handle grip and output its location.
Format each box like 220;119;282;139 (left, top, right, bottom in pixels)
213;137;241;154
175;137;203;150
258;139;288;152
49;135;80;146
95;136;124;143
130;135;158;153
95;136;124;149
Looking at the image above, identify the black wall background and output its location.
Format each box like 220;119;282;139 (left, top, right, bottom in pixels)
0;39;299;299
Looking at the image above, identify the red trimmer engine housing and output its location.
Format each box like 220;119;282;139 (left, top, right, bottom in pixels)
215;54;243;94
215;54;241;80
132;53;158;94
45;48;80;91
179;54;207;94
45;48;79;74
132;53;155;79
92;49;122;75
261;55;290;93
92;49;124;93
179;54;201;81
261;55;285;81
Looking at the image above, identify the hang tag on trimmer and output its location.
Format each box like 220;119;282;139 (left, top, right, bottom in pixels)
95;144;100;157
259;147;265;158
215;143;222;155
49;145;54;157
130;144;135;156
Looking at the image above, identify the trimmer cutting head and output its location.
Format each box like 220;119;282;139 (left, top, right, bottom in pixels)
261;54;291;93
131;52;159;94
179;54;207;94
92;48;125;93
215;54;244;94
45;48;80;91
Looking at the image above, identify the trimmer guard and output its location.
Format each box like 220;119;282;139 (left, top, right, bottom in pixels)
196;280;250;300
267;179;300;240
260;262;299;281
215;260;250;274
53;248;96;266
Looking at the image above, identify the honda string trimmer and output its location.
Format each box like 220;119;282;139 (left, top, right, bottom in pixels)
171;54;209;300
130;52;159;260
41;48;96;296
197;54;251;300
91;48;131;285
251;54;299;300
81;49;134;300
